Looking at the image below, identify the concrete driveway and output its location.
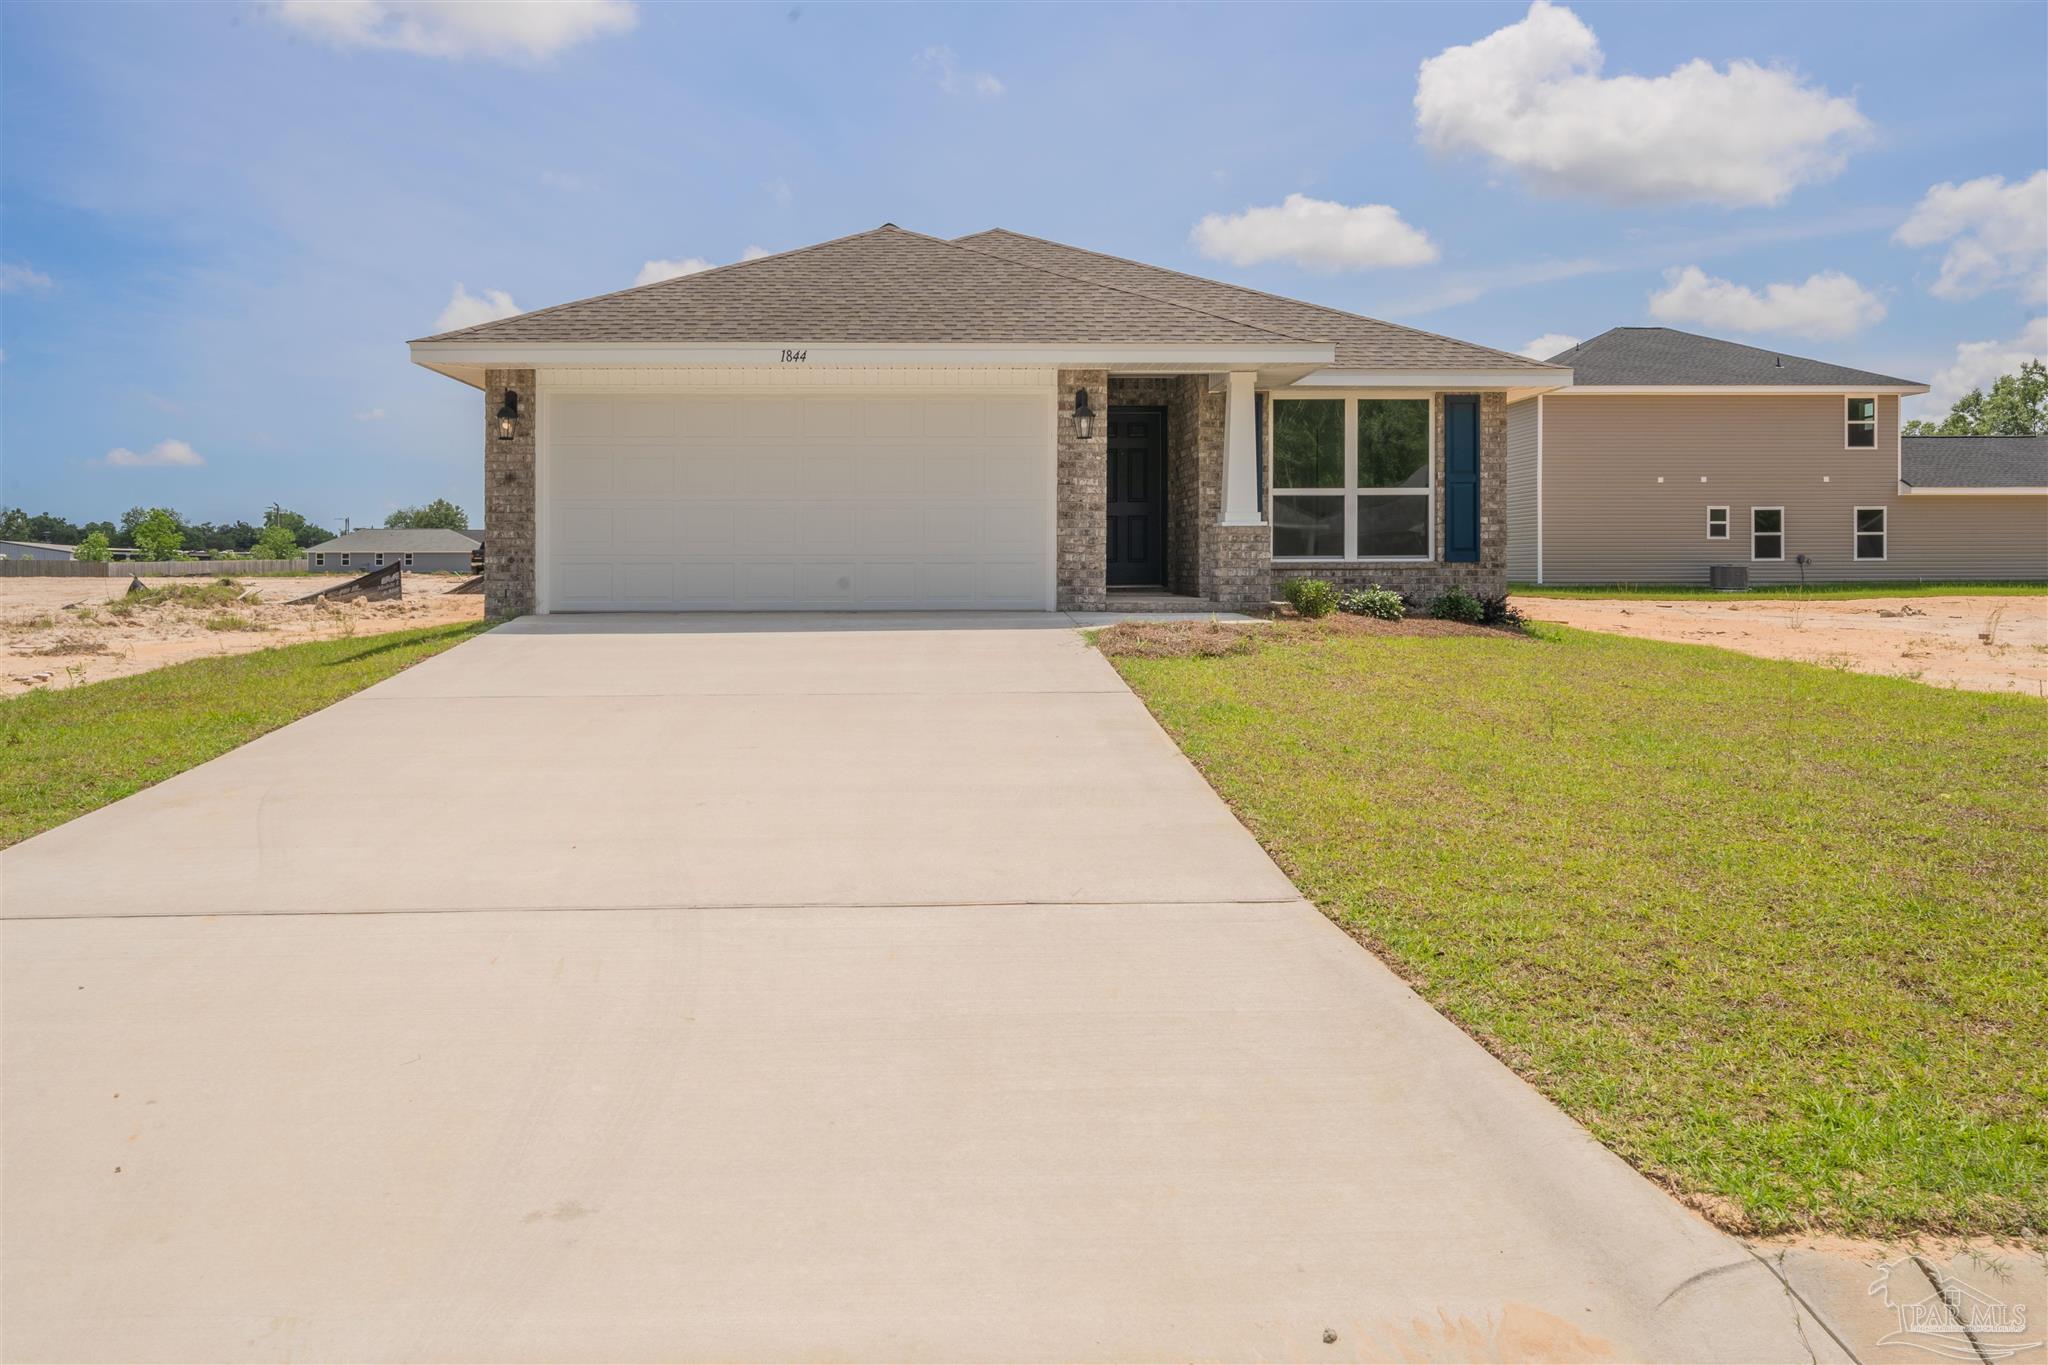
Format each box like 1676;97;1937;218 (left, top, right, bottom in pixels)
3;614;1842;1362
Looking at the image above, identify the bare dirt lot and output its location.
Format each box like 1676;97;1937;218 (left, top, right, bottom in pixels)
1516;594;2048;696
1;573;486;691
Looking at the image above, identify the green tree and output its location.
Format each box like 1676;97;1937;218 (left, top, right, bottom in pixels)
385;498;469;531
73;531;113;563
1904;360;2048;436
130;508;187;560
265;504;333;547
0;507;27;539
254;525;301;560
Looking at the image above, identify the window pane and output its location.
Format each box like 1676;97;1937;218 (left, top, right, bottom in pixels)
1272;494;1345;557
1846;423;1876;448
1357;399;1429;488
1856;533;1885;559
1357;493;1429;557
1856;508;1885;533
1847;398;1876;423
1753;508;1782;533
1273;401;1343;488
1754;534;1783;560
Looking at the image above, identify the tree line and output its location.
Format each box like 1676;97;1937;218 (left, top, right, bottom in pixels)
1;498;470;562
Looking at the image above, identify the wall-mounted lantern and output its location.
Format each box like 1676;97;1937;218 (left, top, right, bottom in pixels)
1072;387;1094;440
496;389;521;441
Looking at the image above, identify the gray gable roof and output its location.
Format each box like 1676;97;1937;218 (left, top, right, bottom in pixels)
1900;435;2048;490
308;529;483;554
956;228;1561;373
1550;327;1921;388
414;225;1312;348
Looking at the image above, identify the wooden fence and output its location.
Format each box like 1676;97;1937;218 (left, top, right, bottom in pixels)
0;558;310;578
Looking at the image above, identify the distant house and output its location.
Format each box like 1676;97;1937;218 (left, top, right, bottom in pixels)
304;528;481;573
0;539;81;561
1507;328;2047;584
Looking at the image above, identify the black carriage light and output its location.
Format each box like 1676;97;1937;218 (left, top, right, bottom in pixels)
1072;387;1094;439
496;388;520;441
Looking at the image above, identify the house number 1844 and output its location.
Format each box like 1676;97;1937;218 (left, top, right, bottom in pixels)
780;348;808;363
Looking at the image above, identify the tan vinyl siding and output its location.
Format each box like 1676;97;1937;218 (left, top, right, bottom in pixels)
1537;393;2047;583
1506;400;1539;581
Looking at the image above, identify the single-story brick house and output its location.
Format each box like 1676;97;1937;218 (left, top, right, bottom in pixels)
1507;328;2048;584
408;225;1570;615
305;528;481;574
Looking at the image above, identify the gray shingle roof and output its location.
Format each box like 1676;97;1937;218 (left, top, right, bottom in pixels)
1900;435;2048;490
308;529;483;554
955;229;1562;373
414;225;1314;347
1550;327;1921;388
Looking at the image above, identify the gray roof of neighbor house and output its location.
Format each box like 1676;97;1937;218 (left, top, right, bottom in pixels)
414;225;1311;348
955;229;1560;373
0;539;76;552
307;529;483;554
1900;435;2048;489
1548;328;1923;388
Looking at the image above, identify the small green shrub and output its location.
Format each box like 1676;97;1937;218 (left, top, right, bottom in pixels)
1283;577;1338;619
1430;585;1486;624
1479;593;1525;628
1338;585;1405;620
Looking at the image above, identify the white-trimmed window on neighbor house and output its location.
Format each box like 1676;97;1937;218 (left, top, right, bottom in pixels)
1752;507;1784;561
339;553;350;567
1271;396;1432;561
404;553;415;567
1846;396;1877;449
1707;506;1729;540
374;553;385;566
313;553;325;567
1854;507;1887;560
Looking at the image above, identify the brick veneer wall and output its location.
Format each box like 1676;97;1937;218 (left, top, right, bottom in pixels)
1269;391;1509;607
484;368;537;618
1055;369;1109;610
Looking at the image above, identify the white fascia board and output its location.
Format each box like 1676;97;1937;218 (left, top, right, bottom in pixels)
1897;482;2048;497
409;340;1336;373
1553;384;1929;397
1284;367;1573;392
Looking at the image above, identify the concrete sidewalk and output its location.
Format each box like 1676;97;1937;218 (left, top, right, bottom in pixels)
3;613;1844;1362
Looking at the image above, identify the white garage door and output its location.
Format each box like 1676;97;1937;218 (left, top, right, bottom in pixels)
542;389;1054;611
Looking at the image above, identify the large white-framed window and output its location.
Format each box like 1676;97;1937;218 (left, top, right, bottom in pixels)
1707;506;1729;540
1854;506;1887;561
1271;394;1433;561
1845;395;1877;449
1751;507;1784;561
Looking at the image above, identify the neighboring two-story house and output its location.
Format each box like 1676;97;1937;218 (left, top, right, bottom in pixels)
1507;328;2047;584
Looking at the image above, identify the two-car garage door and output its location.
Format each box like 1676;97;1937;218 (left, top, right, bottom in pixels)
543;388;1054;611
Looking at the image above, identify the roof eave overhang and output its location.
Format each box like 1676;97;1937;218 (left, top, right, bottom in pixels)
1549;383;1929;396
1897;482;2048;497
1283;366;1573;401
409;340;1338;389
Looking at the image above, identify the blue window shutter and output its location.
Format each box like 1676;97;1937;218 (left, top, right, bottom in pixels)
1444;395;1480;563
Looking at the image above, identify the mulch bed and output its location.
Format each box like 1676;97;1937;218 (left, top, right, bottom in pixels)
1093;613;1522;660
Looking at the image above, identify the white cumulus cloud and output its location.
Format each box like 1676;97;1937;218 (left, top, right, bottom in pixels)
635;257;715;286
1894;171;2048;304
1648;265;1885;340
1191;194;1439;271
264;0;636;62
434;283;520;332
1917;316;2048;416
1;262;53;292
741;245;772;261
914;45;1003;97
1516;333;1581;361
100;439;205;469
1415;1;1867;206
354;408;387;421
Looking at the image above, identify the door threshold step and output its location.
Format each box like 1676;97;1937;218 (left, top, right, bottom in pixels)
1082;595;1231;614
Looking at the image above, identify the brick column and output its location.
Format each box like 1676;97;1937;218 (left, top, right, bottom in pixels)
483;368;536;618
1055;369;1108;610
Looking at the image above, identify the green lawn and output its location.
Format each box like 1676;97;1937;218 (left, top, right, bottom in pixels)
1103;620;2047;1239
0;620;494;848
1512;580;2047;601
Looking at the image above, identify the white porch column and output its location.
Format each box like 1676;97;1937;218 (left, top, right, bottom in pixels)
1221;370;1262;525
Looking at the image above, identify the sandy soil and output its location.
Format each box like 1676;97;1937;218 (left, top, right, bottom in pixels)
1515;594;2048;696
1;573;485;691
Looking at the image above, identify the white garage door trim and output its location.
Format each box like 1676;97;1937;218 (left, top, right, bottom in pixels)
535;373;1058;612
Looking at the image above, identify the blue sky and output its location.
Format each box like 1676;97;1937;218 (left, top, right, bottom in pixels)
2;1;2043;528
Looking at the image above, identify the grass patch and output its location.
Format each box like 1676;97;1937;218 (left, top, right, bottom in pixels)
1105;620;2047;1239
1512;580;2046;601
105;578;250;616
202;612;262;632
0;620;494;848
